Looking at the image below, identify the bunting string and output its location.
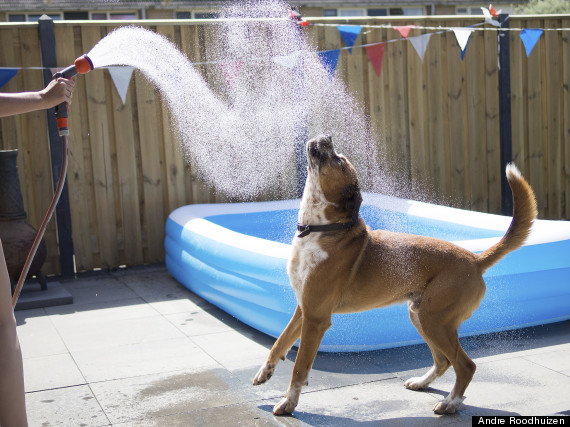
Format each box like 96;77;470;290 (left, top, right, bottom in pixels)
2;12;569;94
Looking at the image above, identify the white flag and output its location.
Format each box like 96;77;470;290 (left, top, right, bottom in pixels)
273;51;302;69
409;34;432;62
108;66;134;104
453;28;475;59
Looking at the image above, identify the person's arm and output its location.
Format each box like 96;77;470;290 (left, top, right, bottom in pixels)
0;77;75;118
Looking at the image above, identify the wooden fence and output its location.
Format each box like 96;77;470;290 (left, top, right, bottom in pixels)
0;15;569;275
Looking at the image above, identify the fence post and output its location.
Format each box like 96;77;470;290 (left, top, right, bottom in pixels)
38;15;75;277
498;13;513;215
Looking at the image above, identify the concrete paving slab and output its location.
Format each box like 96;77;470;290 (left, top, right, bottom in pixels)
16;267;570;426
90;367;259;425
70;337;220;383
26;384;110;427
23;353;85;392
64;278;139;305
191;328;276;370
165;306;249;337
15;308;68;358
521;347;570;375
52;311;186;352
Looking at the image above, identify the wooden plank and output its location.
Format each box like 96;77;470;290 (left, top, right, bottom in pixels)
563;18;570;219
510;19;528;175
447;26;468;209
425;25;449;203
107;36;144;267
407;26;427;198
133;27;166;263
179;24;202;205
157;25;188;215
82;25;119;268
526;19;546;218
544;20;562;219
65;23;98;271
387;27;410;190
366;26;389;181
18;26;61;275
484;26;501;215
0;27;23;152
465;29;487;212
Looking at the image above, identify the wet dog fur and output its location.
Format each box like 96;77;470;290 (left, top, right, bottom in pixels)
253;134;537;415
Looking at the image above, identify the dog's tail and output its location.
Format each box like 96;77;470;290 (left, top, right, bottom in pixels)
477;164;537;273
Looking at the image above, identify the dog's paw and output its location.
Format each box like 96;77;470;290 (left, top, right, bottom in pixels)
433;396;463;414
404;377;429;390
253;363;275;385
273;397;296;416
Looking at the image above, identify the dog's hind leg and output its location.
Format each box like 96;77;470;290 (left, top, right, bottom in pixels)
253;305;302;385
272;313;331;415
404;308;451;391
421;320;476;414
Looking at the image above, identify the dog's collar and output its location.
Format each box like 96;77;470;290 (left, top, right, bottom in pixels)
296;218;358;238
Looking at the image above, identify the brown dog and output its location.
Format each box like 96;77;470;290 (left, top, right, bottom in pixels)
253;134;537;415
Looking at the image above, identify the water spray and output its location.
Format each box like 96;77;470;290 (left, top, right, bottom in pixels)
11;54;94;308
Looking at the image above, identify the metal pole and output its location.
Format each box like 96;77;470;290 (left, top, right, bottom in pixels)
38;15;75;277
498;13;513;215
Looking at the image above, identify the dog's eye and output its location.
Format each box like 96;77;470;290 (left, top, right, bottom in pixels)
335;157;345;171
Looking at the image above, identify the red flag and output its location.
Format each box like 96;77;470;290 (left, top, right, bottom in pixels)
489;4;499;17
365;43;386;77
394;25;416;39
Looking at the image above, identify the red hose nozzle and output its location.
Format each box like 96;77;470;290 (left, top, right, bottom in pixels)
74;54;94;74
53;54;94;79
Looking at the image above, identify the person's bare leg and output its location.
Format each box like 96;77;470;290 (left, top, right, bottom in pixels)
0;240;28;426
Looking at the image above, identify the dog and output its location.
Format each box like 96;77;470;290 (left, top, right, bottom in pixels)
253;134;537;415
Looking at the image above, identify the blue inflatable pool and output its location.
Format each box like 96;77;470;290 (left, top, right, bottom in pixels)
165;193;570;352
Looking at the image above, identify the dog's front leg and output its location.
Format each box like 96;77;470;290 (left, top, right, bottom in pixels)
253;305;302;385
273;314;331;415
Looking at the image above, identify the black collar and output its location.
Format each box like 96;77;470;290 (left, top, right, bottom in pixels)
296;217;358;238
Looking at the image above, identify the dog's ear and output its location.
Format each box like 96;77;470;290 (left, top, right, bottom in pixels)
343;184;362;217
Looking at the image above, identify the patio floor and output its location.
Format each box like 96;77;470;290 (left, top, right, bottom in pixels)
16;265;570;426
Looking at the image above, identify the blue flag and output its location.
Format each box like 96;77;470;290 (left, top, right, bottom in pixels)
520;29;543;57
318;50;340;80
0;68;18;89
337;25;362;53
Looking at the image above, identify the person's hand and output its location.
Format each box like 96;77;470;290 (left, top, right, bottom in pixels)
39;77;75;108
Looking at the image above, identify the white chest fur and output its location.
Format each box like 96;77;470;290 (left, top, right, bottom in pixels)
287;171;331;302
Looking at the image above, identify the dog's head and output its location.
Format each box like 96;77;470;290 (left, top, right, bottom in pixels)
306;134;362;221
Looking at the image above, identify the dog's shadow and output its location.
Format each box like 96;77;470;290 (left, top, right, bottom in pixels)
286;320;570;377
258;404;520;426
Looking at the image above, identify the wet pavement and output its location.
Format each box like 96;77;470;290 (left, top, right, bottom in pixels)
16;265;570;426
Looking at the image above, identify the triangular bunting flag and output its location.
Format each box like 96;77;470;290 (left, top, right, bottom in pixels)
365;43;386;77
273;51;301;69
0;68;18;89
219;60;243;89
409;34;432;62
394;25;416;39
520;29;543;57
453;28;474;60
107;66;134;104
318;50;340;80
481;7;500;27
337;25;362;53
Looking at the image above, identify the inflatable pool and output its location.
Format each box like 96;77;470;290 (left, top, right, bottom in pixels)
165;193;570;352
